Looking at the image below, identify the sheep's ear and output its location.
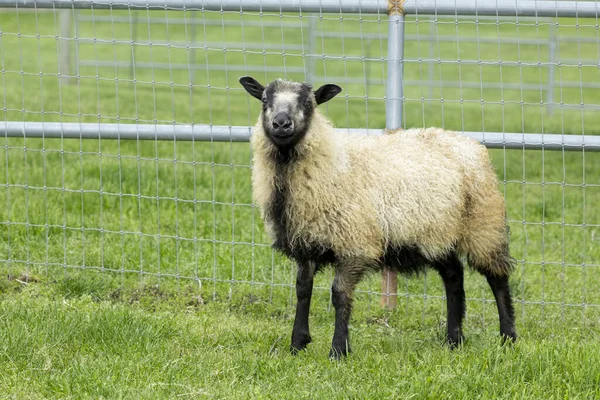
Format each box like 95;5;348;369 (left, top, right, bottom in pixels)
314;84;342;105
239;76;265;101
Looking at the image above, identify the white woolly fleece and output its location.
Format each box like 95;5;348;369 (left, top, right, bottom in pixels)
251;111;510;276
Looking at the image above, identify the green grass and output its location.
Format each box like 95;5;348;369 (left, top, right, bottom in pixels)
1;9;600;398
1;277;599;399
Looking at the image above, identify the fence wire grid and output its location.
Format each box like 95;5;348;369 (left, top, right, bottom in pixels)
1;1;600;328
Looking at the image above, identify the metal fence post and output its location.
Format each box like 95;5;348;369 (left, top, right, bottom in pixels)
381;0;405;309
189;11;199;86
129;11;140;82
428;18;435;99
305;15;317;83
546;21;556;115
59;10;73;85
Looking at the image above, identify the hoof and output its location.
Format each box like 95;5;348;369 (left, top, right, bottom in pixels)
500;331;517;345
290;344;308;355
446;331;464;349
290;334;312;355
328;345;351;360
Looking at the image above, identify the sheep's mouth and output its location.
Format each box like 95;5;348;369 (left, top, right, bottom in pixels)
271;125;294;137
266;123;309;150
272;131;294;139
269;130;296;146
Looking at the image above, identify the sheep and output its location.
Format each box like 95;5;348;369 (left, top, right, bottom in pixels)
239;76;517;359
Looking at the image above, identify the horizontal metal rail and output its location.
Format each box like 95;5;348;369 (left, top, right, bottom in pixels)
1;0;600;18
76;15;308;28
67;29;595;48
66;35;564;52
3;121;600;151
0;121;374;141
406;0;600;18
72;38;306;50
1;0;388;12
77;60;307;74
74;14;549;24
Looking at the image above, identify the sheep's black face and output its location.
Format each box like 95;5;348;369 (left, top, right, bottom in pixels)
260;81;314;149
239;76;342;152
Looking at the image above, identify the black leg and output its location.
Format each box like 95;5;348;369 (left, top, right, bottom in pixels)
486;274;517;342
433;252;466;347
329;261;364;359
330;282;351;359
290;261;316;354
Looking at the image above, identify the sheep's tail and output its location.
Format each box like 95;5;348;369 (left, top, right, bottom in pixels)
464;224;515;277
459;170;515;277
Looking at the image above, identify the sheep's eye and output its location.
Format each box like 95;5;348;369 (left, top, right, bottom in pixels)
261;97;268;104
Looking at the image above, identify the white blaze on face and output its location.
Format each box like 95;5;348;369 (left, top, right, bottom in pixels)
265;89;305;126
274;90;298;110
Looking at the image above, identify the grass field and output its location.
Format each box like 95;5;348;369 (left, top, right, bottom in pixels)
1;9;600;398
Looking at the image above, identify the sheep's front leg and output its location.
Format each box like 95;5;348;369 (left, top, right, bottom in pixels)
290;261;316;354
330;260;364;359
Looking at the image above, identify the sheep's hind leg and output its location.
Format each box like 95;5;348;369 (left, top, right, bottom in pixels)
432;252;466;347
329;259;365;360
290;261;316;354
485;273;517;343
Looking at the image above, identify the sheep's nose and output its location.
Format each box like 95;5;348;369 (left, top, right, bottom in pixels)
272;113;292;130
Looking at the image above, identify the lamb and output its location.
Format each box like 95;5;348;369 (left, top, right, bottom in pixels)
239;76;517;359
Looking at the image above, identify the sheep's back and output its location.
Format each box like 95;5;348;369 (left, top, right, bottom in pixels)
345;127;498;261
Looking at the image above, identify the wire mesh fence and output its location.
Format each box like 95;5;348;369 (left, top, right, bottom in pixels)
1;1;600;329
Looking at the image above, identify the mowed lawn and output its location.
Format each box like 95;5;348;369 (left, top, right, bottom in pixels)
1;9;600;398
